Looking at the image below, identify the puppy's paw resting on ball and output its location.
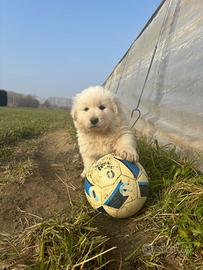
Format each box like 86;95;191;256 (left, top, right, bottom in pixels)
116;147;139;163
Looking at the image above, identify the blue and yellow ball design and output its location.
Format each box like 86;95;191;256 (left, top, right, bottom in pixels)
84;154;149;218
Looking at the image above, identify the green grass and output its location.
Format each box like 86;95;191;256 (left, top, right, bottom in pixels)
0;210;115;269
0;107;73;147
0;107;75;184
0;107;75;162
128;139;203;269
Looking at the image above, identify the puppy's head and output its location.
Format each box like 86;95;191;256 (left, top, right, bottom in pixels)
71;86;120;133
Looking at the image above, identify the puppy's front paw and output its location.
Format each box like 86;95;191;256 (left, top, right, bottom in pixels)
117;148;139;163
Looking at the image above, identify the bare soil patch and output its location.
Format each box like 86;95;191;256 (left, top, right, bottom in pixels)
0;130;83;234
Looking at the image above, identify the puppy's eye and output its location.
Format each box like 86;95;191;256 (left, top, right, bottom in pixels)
84;107;89;112
99;105;106;110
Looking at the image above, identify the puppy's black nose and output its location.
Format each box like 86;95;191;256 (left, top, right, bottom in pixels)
90;117;99;125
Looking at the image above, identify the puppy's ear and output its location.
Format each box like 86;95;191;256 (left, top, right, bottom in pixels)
111;96;120;115
71;100;77;121
71;107;77;121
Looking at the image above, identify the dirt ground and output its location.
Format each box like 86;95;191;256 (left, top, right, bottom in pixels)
0;129;162;269
0;130;83;233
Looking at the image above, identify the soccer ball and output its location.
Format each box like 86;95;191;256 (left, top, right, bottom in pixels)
84;154;149;218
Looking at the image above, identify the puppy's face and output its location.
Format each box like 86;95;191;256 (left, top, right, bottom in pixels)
71;86;119;133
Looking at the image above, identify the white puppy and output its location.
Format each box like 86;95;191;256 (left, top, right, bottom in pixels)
71;86;139;177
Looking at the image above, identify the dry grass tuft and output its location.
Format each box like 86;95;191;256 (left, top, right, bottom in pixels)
0;209;115;269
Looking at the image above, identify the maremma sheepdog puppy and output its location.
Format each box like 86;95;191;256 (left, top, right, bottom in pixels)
71;86;139;178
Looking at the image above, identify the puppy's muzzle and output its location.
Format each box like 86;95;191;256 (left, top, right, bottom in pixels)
90;117;99;126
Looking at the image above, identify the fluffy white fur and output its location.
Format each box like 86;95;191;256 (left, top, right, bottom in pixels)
71;86;139;177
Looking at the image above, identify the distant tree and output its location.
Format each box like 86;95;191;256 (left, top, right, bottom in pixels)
42;100;52;108
32;98;40;108
0;90;8;106
17;95;40;108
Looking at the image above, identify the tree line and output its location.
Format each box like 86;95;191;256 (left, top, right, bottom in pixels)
0;90;71;108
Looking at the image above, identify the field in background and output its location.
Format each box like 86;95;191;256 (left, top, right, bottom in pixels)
0;107;76;163
0;107;202;269
0;107;71;146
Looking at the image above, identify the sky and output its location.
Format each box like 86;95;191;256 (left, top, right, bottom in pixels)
0;0;161;99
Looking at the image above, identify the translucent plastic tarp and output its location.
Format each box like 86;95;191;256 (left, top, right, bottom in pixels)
104;0;203;169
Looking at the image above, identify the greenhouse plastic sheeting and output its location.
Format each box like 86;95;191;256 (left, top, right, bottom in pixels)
104;0;203;169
